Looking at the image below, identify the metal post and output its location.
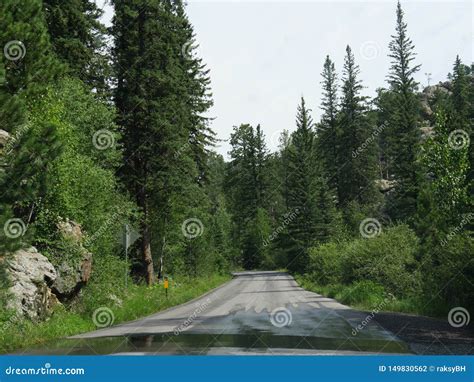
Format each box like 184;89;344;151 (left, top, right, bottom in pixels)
125;224;130;289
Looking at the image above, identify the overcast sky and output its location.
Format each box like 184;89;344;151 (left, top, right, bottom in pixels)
98;0;472;158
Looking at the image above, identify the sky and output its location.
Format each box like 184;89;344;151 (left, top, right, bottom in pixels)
97;0;473;158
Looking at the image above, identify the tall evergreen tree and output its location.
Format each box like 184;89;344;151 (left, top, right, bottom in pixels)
113;0;197;284
43;0;110;94
317;55;340;193
337;46;378;208
173;0;215;183
450;56;473;187
226;123;269;269
385;0;422;221
284;98;319;273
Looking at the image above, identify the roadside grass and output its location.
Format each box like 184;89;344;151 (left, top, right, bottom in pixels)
0;274;230;354
295;275;431;316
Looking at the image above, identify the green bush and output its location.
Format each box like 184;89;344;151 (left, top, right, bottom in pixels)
421;233;474;313
308;242;343;285
340;225;420;296
307;225;421;298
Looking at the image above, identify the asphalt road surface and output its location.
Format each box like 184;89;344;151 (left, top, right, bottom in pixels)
30;271;410;355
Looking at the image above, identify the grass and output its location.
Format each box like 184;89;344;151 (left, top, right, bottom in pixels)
0;273;230;354
295;275;430;316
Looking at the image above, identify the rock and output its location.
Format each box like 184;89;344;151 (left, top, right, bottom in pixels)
0;129;10;148
52;252;92;298
57;219;83;243
376;179;397;193
420;83;452;117
5;247;60;320
51;219;93;300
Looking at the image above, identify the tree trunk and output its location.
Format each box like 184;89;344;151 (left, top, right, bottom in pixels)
137;176;154;286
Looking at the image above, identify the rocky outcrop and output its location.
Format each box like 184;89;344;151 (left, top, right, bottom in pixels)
420;82;452;118
51;219;93;300
5;247;60;320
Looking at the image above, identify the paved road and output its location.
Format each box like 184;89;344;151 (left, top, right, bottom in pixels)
64;271;408;355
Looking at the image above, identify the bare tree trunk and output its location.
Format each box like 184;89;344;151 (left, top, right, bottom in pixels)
137;173;154;286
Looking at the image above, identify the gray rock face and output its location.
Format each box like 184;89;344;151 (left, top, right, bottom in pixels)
51;219;93;300
52;252;92;299
6;247;60;320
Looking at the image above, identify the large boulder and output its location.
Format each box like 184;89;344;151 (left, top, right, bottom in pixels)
5;247;60;320
51;219;93;300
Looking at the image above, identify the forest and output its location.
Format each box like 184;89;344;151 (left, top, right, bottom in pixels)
0;0;472;352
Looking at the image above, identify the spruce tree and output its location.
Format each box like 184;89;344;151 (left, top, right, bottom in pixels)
226;124;269;269
284;98;317;273
385;1;422;221
43;0;110;94
450;56;472;186
337;46;378;208
317;55;340;193
113;0;184;284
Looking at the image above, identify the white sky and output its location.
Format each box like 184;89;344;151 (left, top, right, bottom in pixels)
97;0;473;158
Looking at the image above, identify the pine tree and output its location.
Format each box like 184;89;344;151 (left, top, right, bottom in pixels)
385;1;422;221
43;0;110;94
113;0;186;285
317;55;340;193
450;57;472;182
173;0;215;183
226;124;269;269
284;98;317;273
337;46;378;208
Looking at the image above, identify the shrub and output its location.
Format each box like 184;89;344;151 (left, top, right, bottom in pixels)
308;242;343;285
421;233;474;313
337;280;386;306
307;225;421;298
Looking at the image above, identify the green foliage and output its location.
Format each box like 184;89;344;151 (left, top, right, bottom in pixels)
26;78;135;267
336;46;379;207
308;225;420;297
42;0;110;95
384;1;422;221
226;123;269;270
421;233;474;311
